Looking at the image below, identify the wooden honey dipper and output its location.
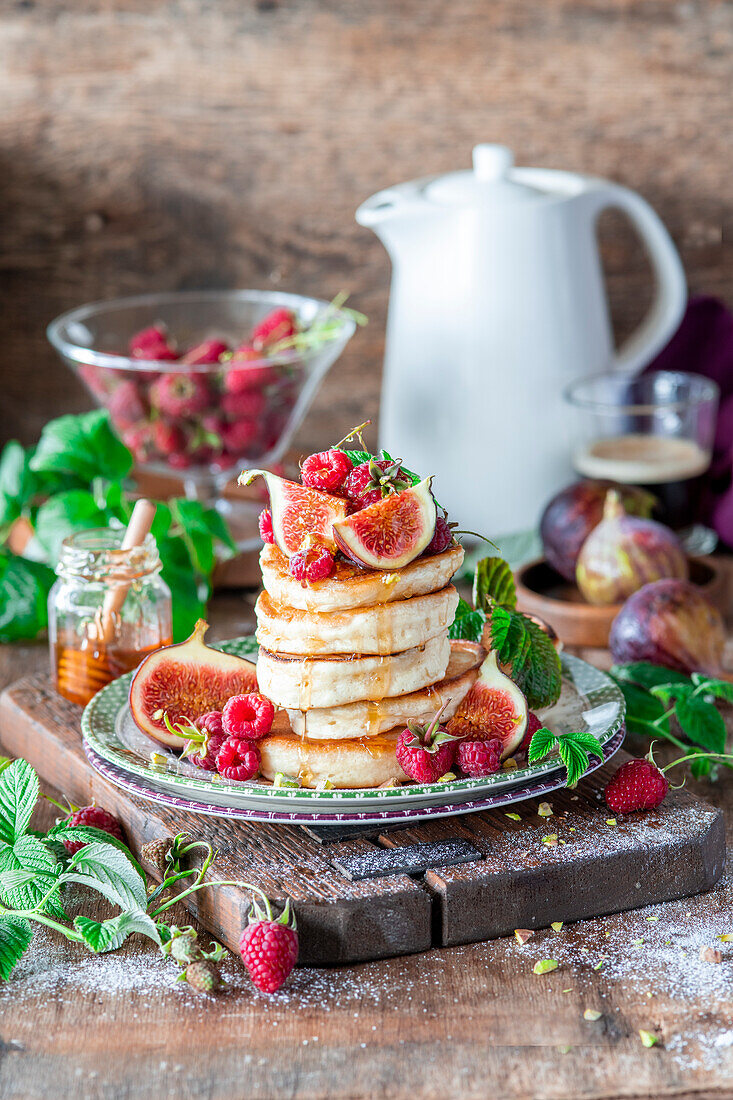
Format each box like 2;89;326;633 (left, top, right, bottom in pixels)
55;500;157;705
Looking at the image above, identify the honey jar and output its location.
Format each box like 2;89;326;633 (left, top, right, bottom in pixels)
49;526;172;706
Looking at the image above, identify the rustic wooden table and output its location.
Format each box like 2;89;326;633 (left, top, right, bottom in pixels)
2;593;733;1100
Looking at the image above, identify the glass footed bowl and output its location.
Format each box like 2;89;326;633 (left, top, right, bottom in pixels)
47;290;356;542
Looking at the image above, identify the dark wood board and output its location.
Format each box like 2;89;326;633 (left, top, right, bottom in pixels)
0;673;725;967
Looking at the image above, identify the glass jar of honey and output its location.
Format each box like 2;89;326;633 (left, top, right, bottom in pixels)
49;527;173;706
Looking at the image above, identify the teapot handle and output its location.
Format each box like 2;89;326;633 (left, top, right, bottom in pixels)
583;182;687;374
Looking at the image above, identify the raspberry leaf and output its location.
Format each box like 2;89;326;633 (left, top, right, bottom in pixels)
675;697;727;754
74;910;161;954
473;557;517;611
47;823;146;879
59;842;147;912
30;410;132;483
0;916;32;980
0;554;56;645
610;662;690;691
527;727;556;765
527;728;604;788
491;609;561;709
449;598;487;643
609;677;671;737
0;834;60;912
0;759;38;845
691;676;733;704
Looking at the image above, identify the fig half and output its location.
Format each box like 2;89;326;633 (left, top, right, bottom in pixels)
239;470;348;555
332;478;437;570
129;619;258;748
446;650;528;759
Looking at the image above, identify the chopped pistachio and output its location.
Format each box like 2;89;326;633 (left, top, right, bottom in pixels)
632;938;644;947
593;961;603;970
538;802;553;817
315;778;334;791
505;812;521;821
542;834;558;846
502;758;518;770
149;752;168;766
583;1009;602;1021
568;826;576;832
551;921;564;932
639;1030;659;1048
533;959;558;975
718;933;733;942
273;772;301;789
605;818;617;827
646;915;659;922
562;988;574;993
514;928;534;945
557;1045;571;1055
437;772;457;783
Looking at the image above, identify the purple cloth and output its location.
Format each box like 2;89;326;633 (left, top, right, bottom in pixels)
645;295;733;546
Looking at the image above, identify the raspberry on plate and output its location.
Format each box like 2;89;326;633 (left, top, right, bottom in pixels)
518;712;543;756
604;757;669;813
222;692;275;740
150;373;210;418
239;895;298;993
187;711;226;771
395;706;456;784
216;737;261;781
289;544;336;584
301;450;353;493
62;806;125;854
456;737;502;778
259;508;275;544
251;307;297;351
423;514;453;556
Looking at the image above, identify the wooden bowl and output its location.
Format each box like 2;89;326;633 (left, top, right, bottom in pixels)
514;556;727;649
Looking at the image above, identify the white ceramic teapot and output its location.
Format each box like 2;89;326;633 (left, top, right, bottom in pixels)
356;145;686;537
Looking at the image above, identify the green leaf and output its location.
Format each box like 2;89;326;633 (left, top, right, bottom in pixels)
0;759;38;845
0;869;36;893
675;697;727;753
0;553;56;643
0;442;29;537
692;676;733;704
47;823;145;879
650;682;695;706
74;910;161;954
514;617;562;710
343;449;371;467
30;410;132;483
609;678;670;737
558;739;592;788
611;663;690;691
527;727;557;764
448;599;487;643
690;753;713;779
472;556;517;611
0;834;59;911
34;490;110;562
158;534;209;641
0;916;32;980
60;842;147;912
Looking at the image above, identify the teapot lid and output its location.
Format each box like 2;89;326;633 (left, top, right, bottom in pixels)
425;145;544;206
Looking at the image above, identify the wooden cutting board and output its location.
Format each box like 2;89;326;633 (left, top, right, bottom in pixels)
0;674;725;966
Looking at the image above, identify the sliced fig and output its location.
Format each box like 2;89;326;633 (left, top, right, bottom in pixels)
129;619;258;748
332;478;437;571
239;469;348;555
446;650;528;759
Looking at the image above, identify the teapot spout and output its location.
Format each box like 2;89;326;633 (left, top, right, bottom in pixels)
355;184;429;255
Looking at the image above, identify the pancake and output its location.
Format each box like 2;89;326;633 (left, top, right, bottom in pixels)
260;543;464;612
255;584;459;656
259;730;408;789
256;634;452;710
286;640;485;739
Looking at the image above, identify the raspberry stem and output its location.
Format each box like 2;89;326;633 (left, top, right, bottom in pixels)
661;750;733;774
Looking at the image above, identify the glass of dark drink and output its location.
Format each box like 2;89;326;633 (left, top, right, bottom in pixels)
564;371;719;531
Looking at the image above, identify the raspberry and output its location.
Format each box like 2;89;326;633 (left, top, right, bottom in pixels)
188;711;226;771
343;459;409;508
222;692;275;740
604;758;669;813
185;959;221;993
150;373;211;418
259;509;275;544
167;451;193;470
251;307;298;352
221;419;260;455
122;424;155;464
456;737;502;777
239;898;298;993
180;338;229;365
129;324;178;361
224;346;277;392
153;420;187;457
107;379;149;430
300;450;353;493
221;388;266;421
216;737;261;781
424;515;453;556
395;708;456;784
518;712;543;755
62;806;125;854
289;544;335;584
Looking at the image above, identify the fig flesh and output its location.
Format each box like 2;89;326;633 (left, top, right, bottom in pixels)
540;480;656;582
609;579;726;675
332;478;437;571
446;650;528;759
576;491;687;606
129;619;258;748
239;470;348;556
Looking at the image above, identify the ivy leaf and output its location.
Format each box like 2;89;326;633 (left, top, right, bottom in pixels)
74;910;161;954
611;663;690;691
473;557;517;612
30;410;132;483
59;842;147;912
0;916;32;980
675;697;727;754
0;759;38;845
448;598;487;643
0;553;56;644
609;677;670;737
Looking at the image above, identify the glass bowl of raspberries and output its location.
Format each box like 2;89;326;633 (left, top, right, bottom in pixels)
47;290;358;538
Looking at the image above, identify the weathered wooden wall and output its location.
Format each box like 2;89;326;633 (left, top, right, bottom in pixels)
1;0;731;451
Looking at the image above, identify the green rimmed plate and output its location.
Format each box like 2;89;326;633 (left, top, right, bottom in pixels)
81;636;625;813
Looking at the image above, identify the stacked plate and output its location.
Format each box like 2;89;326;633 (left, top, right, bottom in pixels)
82;639;625;825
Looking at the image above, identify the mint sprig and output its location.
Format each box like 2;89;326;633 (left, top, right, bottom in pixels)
610;662;733;778
527;727;604;788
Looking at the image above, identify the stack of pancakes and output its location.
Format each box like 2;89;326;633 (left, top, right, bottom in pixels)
254;542;485;788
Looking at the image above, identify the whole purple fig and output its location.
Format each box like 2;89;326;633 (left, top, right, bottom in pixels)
576;491;687;607
540;480;656;582
609;578;726;675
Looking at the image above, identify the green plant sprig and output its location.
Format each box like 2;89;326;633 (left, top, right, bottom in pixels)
527;727;604;788
609;662;733;778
